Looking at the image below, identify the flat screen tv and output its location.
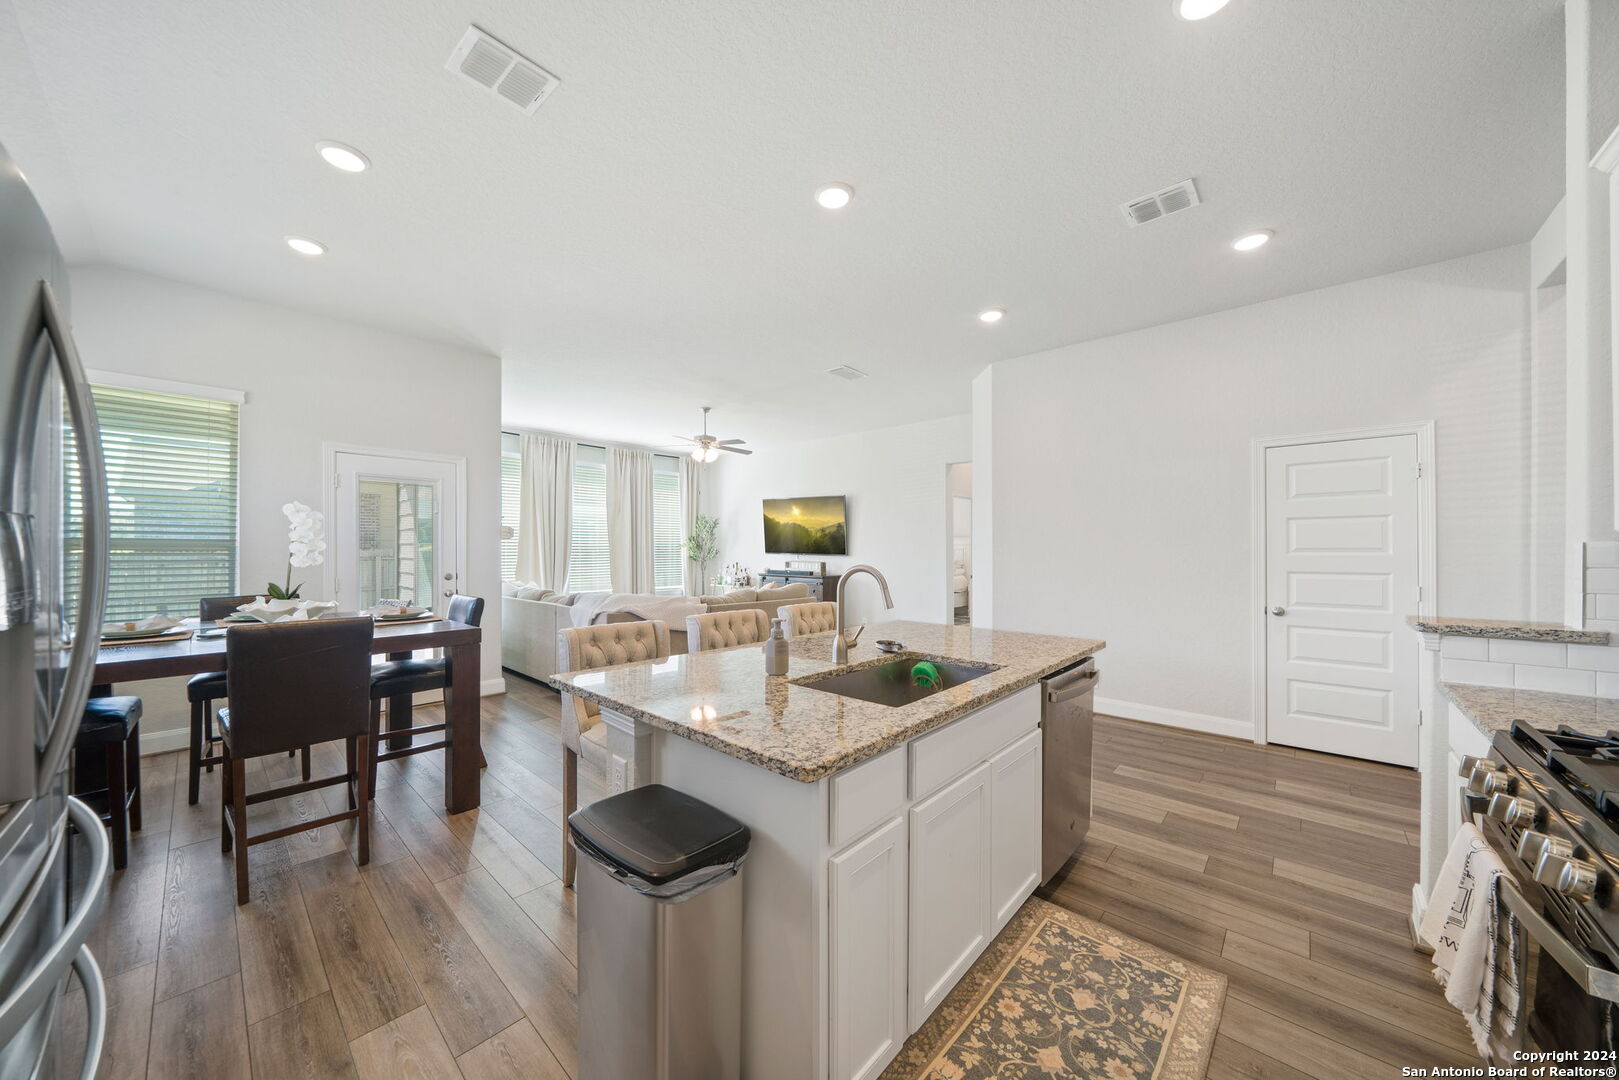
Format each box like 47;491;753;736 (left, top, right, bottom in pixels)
763;496;848;555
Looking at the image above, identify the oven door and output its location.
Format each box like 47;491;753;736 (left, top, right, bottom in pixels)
1494;861;1619;1056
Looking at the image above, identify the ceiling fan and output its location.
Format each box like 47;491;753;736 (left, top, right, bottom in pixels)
672;406;751;463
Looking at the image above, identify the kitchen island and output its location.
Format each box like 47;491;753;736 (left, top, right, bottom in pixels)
550;619;1104;1080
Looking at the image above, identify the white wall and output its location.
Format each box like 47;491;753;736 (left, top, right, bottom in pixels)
69;266;504;747
707;414;971;626
982;244;1535;736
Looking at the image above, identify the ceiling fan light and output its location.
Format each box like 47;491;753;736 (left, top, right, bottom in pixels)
704;445;721;463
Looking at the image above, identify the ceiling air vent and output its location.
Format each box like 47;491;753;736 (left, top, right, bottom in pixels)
1120;178;1200;228
826;365;868;381
446;26;560;115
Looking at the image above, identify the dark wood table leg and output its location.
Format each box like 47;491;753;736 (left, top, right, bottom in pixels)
385;650;414;751
444;641;481;814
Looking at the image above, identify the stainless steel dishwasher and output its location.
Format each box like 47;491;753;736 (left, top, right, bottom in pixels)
1041;657;1097;882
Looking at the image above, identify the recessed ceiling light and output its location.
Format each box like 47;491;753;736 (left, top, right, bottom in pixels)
1231;230;1273;252
815;183;854;210
1174;0;1231;19
284;236;326;257
316;141;369;173
978;308;1005;324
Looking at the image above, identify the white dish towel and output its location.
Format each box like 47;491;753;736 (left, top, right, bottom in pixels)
1420;823;1521;1056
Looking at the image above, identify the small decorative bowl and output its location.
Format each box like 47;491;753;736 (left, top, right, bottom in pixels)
875;639;905;654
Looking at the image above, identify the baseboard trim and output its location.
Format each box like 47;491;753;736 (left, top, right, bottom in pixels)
1093;697;1254;742
481;677;508;696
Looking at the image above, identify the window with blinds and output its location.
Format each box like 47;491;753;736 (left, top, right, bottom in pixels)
500;450;521;581
70;383;240;624
652;457;683;595
566;447;610;592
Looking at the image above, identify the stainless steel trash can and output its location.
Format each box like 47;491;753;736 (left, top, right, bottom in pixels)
568;784;750;1080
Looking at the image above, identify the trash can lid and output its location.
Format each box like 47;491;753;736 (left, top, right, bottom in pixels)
568;784;751;887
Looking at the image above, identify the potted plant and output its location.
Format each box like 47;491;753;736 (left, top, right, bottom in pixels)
267;501;326;600
685;514;719;595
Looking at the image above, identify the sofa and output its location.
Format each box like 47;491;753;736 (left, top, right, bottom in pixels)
501;583;814;682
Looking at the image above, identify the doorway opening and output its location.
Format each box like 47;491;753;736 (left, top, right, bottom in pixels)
947;462;973;625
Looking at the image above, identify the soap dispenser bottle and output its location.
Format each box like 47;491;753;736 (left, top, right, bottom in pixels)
764;617;788;676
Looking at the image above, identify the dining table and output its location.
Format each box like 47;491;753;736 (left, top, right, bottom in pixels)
90;616;483;813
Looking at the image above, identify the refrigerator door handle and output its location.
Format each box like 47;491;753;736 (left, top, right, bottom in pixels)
0;797;110;1049
34;280;108;791
65;946;107;1080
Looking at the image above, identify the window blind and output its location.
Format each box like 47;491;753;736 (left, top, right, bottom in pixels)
567;454;610;592
69;383;240;624
499;451;521;581
652;459;682;595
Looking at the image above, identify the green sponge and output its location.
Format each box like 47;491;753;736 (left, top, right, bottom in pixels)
910;661;942;690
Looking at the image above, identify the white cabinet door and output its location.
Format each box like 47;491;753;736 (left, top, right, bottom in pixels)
989;728;1042;930
908;762;991;1031
829;816;907;1080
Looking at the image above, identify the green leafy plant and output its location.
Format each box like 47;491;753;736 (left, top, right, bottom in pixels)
685;514;719;591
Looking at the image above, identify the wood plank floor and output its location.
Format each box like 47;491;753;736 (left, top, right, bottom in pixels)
62;680;1475;1079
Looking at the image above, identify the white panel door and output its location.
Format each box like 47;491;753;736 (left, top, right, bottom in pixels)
1265;435;1419;766
988;728;1042;931
828;815;907;1080
908;762;990;1031
329;451;461;613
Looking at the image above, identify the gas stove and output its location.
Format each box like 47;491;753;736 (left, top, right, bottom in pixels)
1460;721;1619;1052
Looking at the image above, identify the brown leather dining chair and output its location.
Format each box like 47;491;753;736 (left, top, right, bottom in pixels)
218;617;374;904
186;594;310;805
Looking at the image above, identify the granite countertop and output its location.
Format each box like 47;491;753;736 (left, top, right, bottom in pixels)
1442;681;1619;739
1407;615;1609;645
548;619;1104;782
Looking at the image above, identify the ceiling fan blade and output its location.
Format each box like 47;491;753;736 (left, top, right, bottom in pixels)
719;445;753;455
717;439;747;445
670;436;698;444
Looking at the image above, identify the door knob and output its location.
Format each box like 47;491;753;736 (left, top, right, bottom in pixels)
443;590;452;598
1269;606;1286;616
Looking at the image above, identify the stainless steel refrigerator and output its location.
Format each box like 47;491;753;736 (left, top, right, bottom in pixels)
0;140;112;1080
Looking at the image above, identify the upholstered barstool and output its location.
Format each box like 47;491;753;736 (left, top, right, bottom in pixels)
685;609;770;652
782;601;837;639
219;618;374;904
365;594;485;794
186;594;260;805
75;696;143;871
556;619;671;886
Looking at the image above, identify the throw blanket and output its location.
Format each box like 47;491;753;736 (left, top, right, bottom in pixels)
1420;823;1521;1056
568;592;705;629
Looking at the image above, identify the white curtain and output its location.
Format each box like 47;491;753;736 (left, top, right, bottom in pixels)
608;447;655;593
517;434;574;590
681;455;702;595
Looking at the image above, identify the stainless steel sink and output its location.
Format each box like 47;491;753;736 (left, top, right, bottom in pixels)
792;655;1000;707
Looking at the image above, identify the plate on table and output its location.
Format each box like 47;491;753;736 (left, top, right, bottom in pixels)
375;608;433;622
100;624;187;641
221;613;257;623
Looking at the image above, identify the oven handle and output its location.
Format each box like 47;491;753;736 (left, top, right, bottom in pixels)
1500;883;1619;1003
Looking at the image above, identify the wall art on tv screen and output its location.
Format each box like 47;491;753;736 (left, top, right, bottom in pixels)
763;496;847;555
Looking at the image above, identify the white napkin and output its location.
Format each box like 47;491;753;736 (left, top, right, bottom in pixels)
1421;823;1520;1055
237;598;339;623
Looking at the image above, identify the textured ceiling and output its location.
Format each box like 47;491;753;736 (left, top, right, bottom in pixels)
0;0;1564;447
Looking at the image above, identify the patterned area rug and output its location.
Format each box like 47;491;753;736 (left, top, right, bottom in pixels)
880;898;1226;1080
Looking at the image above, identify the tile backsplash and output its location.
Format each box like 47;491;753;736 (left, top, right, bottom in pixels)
1444;541;1619;698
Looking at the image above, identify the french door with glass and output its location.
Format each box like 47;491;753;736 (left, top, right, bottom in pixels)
326;449;463;615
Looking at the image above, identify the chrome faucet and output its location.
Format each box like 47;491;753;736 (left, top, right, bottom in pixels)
833;564;894;664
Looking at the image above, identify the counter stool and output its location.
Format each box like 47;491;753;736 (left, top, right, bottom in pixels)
74;696;143;871
685;609;770;652
781;602;837;639
220;617;374;905
187;594;307;805
365;594;485;794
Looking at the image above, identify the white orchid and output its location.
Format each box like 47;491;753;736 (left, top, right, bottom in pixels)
269;500;326;598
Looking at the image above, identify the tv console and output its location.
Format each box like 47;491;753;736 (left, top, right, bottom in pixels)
760;569;840;604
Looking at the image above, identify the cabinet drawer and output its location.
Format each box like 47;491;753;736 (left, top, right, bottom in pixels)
909;685;1039;799
830;747;907;849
